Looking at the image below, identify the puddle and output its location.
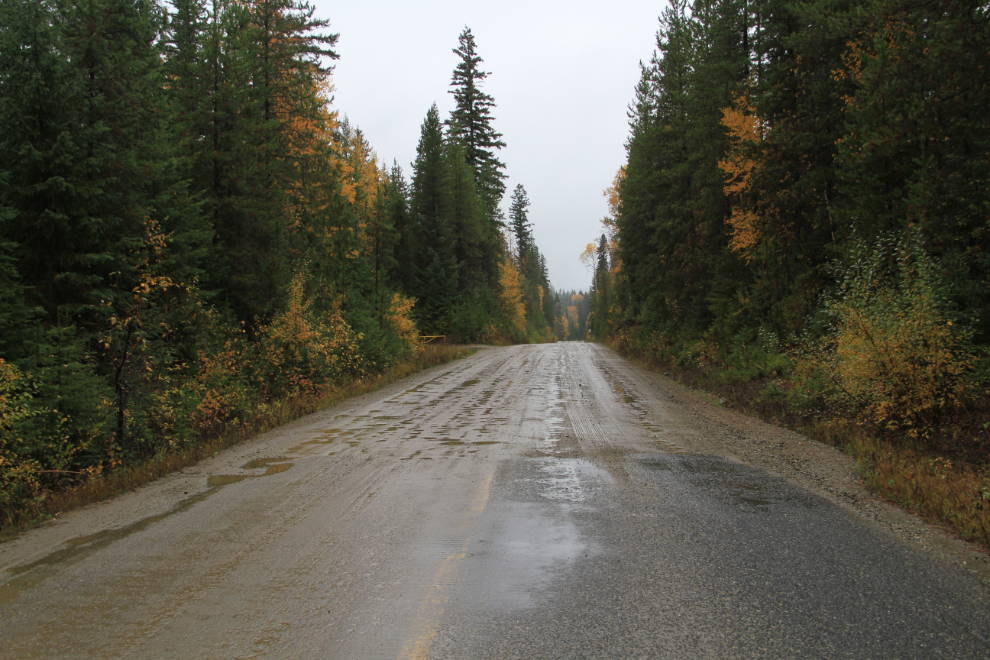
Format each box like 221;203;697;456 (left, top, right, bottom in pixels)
462;500;592;611
637;455;821;511
207;457;294;487
461;379;481;387
287;428;344;453
608;376;637;405
538;459;587;503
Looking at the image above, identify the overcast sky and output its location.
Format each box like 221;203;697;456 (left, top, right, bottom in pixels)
309;1;664;292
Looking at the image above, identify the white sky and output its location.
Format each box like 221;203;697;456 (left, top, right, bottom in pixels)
310;1;665;292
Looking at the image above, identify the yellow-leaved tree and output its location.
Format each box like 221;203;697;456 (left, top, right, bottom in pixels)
498;257;527;335
0;359;41;526
383;293;420;356
257;272;365;397
718;89;763;262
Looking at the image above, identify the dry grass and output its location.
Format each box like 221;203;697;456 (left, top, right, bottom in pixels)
605;337;990;550
852;434;990;546
2;345;473;539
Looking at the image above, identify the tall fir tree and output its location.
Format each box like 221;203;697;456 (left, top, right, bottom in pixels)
409;104;456;332
447;27;506;219
508;184;532;259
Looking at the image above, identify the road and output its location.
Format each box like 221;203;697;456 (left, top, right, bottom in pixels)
1;343;988;659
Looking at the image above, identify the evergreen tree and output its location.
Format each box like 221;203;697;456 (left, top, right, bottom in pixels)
589;234;611;339
508;184;532;259
409;104;456;329
444;128;488;294
175;0;340;323
0;0;78;335
0;197;31;355
447;27;506;218
386;161;416;292
410;105;451;262
833;0;990;336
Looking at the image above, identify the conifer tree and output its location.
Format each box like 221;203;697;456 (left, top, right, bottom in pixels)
409;104;456;330
447;27;506;218
508;184;532;259
410;105;451;260
443;128;488;294
589;234;611;339
386;162;416;292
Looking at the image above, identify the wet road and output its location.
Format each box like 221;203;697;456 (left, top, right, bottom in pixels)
1;343;988;659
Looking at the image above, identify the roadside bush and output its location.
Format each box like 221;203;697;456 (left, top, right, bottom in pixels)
804;233;979;441
256;274;366;398
383;292;420;357
0;359;40;525
188;313;257;438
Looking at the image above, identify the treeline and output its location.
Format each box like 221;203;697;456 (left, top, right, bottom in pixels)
553;290;591;341
592;0;990;441
0;1;552;523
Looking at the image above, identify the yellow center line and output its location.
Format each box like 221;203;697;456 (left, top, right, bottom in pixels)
396;468;495;660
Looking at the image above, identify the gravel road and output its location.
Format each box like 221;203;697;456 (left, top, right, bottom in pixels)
1;342;988;659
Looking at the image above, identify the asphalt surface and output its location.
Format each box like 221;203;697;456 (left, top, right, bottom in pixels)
1;343;988;659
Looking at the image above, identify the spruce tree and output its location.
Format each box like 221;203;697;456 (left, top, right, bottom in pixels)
387;162;416;293
508;184;532;259
443;128;488;294
447;27;506;218
409;104;456;329
410;105;451;255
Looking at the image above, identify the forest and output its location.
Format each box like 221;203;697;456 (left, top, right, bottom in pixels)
588;0;990;541
0;0;556;525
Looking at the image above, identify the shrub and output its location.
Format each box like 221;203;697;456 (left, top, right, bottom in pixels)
0;360;41;525
807;233;979;441
256;274;366;398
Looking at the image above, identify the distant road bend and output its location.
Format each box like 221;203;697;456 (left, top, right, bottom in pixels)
1;343;989;658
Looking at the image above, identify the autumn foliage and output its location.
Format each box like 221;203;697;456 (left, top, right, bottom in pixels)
718;90;762;262
498;257;527;336
807;236;978;440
